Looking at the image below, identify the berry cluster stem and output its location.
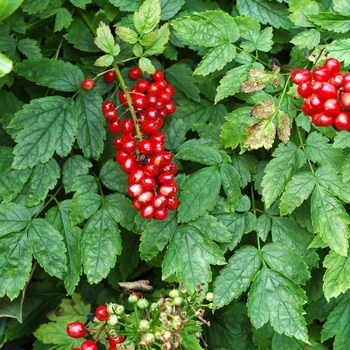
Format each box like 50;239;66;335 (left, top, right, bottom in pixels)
112;62;143;140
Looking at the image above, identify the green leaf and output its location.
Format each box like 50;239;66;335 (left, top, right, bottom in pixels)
219;162;241;211
306;132;345;168
139;210;177;261
21;0;50;14
262;142;305;209
321;298;350;350
144;23;170;55
214;245;261;307
0;294;24;323
0;232;32;300
70;193;102;226
28;218;67;279
80;205;121;284
327;39;350;66
333;130;350;149
109;0;142;11
190;214;232;243
13;58;84;92
279;172;316;216
163;119;188;152
0;0;24;21
178;166;221;223
171;10;239;47
176;146;222;166
0;147;32;202
307;13;350;33
334;0;350;16
133;0;161;35
236;0;293;29
71;175;98;197
0;52;12;77
27;159;60;207
161;0;184;20
17;38;42;59
10;96;77;169
288;0;322;27
138;56;156;74
115;26;139;44
46;201;82;295
256;213;271;241
104;193;136;232
162;224;226;293
61;155;93;193
0;202;31;237
69;0;92;9
54;7;73;32
94;21;120;55
165;63;201;102
311;185;350;256
342;155;350;183
99;159;128;194
75;92;105;160
290;29;321;49
244;119;276;151
247;267;308;343
220;107;255;150
94;54;115;67
194;42;236;76
215;64;251;104
323;250;350;301
261;243;310;284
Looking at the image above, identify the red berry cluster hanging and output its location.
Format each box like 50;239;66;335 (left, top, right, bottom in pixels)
101;67;179;220
291;57;350;131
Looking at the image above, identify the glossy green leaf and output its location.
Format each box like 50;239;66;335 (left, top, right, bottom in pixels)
247;267;308;342
162;224;226;293
115;26;138;44
61;155;93;193
27;159;60;207
307;13;350;33
75;92;105;160
133;0;161;35
71;174;98;197
109;0;142;11
311;184;349;256
70;193;102;225
321;298;350;350
237;0;293;29
256;213;271;241
165;63;201;102
219;162;241;210
0;202;31;237
139;210;178;261
290;29;321;49
288;0;322;27
0;294;24;323
13;58;83;92
46;201;82;295
323;250;350;301
214;245;261;307
279;172;315;216
10;96;77;169
99;159;128;194
163;119;188;152
0;232;32;300
21;0;50;14
80;206;121;284
28;218;67;279
262;142;305;209
261;243;310;284
178;166;221;223
176;145;222;166
161;0;184;20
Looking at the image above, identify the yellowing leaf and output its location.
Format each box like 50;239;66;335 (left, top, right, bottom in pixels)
244;119;276;150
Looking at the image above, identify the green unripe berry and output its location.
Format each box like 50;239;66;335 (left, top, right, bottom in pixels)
168;289;180;299
107;303;117;315
137;298;149;310
172;296;183;306
144;333;155;345
108;314;119;326
205;292;215;302
128;294;139;304
139;319;150;331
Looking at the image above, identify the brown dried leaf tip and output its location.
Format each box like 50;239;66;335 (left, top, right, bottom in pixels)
119;279;154;291
240;69;271;93
277;111;291;145
251;100;277;120
244;119;276;151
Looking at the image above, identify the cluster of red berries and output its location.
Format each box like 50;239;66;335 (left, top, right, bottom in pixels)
292;57;350;131
100;67;178;220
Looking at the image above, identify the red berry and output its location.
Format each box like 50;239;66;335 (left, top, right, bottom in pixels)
152;141;164;154
166;196;179;210
81;340;97;350
144;163;159;177
150;132;166;143
121;156;137;173
140;176;156;190
108;120;121;134
291;69;312;85
297;81;313;98
95;305;109;321
340;92;350;109
164;85;175;97
136;79;150;92
310;94;324;112
158;173;174;184
144;107;159;120
119;90;128;106
160;163;178;174
318;82;338;100
102;100;116;114
133;198;143;210
121;118;134;135
163;100;176;115
150;69;165;81
154;207;168;220
104;69;116;83
128;169;145;185
104;110;119;122
159;183;178;197
128;183;144;197
141;205;155;219
312;66;331;82
138;139;153;154
329;72;344;88
66;321;86;338
109;335;124;347
324;58;341;75
152;194;168;209
335;111;350;131
324;99;341;116
318;112;334;127
137;191;154;205
129;67;142;80
132;94;148;110
121;135;137;153
81;78;95;91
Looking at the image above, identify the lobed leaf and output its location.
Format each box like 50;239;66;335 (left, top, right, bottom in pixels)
219;162;241;211
162;224;226;293
144;23;170;55
327;39;350;66
28;219;67;279
10;96;77;169
99;159;128;194
115;26;139;44
0;202;31;237
177;166;221;223
290;29;321;50
160;0;184;20
175;146;222;166
94;21;119;55
70;193;102;226
247;267;309;343
214;245;261;307
311;185;350;256
307;13;350;33
133;0;161;35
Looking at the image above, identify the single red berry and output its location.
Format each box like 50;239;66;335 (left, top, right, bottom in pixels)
147;83;161;95
121;156;137;173
108;120;121;134
152;194;168;209
163;100;176;115
137;191;154;205
154;207;168;220
66;321;86;338
121;136;137;153
129;67;142;80
133;198;143;210
144;107;159;120
132;94;148;110
128;169;145;185
95;305;109;321
81;78;95;91
150;132;166;143
121;118;134;135
141;205;155;219
164;85;175;97
318;82;338;100
150;69;165;81
158;173;174;184
119;90;128;106
324;57;341;75
138;139;153;154
104;70;116;83
143;163;159;177
109;335;124;347
301;97;315;116
310;94;324;112
329;72;344;88
140;176;156;190
81;340;97;350
166;196;179;210
152;141;164;154
136;79;150;92
116;150;129;164
312;66;331;82
160;163;177;174
340;91;350;109
334;111;350;131
291;69;312;85
128;183;144;197
318;112;334;127
102;100;116;114
324;99;341;116
297;81;313;98
104;110;119;122
159;183;178;197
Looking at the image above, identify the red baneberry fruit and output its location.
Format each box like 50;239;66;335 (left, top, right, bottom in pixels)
95;305;109;321
104;70;116;83
81;340;97;350
81;78;95;91
129;67;142;80
66;321;86;338
291;69;312;85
